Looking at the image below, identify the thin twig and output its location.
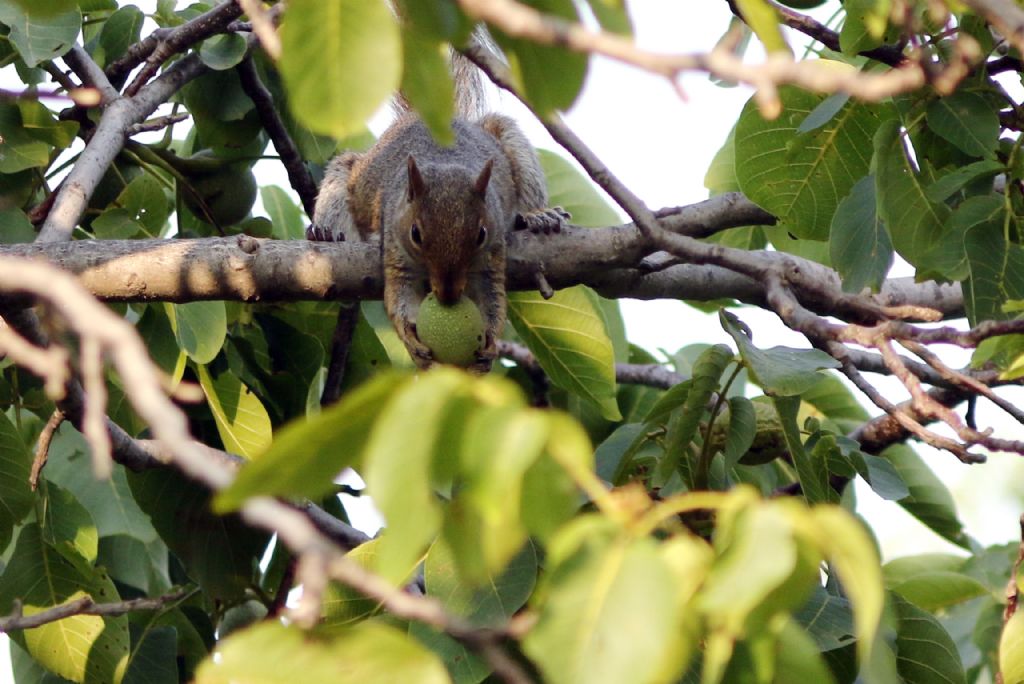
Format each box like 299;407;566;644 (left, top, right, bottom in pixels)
123;0;244;97
236;55;318;216
30;409;65;491
320;303;360;406
0;587;194;632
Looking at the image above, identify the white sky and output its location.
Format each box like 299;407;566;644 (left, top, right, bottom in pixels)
3;1;1024;680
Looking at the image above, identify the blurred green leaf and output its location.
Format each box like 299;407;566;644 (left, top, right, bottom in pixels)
195;621;450;683
280;0;401;139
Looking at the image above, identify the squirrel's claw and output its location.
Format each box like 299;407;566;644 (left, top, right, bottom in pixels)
406;323;435;368
305;223;346;242
469;334;497;374
515;207;570;235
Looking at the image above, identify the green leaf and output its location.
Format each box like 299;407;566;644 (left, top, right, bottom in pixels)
964;219;1024;326
522;412;592;542
0;207;36;243
925;159;1004;203
395;0;469;42
123;625;178;684
492;0;587;115
657;344;733;487
98;535;169;595
508;287;620;420
196;366;273;459
215;372;407;511
853;452;909;501
11;639;75;683
884;444;967;547
919;194;1002;283
873;118;951;268
18;99;78;147
778;396;837;503
794;585;856;652
721;310;840;395
364;369;473;583
884;559;988;611
892;594;967;684
811;507;884;673
400;29;454;145
734;0;789;54
261;184;308;238
43;425;159;543
0;103;51;173
700;502;817;635
98;5;144;65
1001;609;1024;684
166;301;227;364
735;84;885;239
587;0;632;34
39;481;98;573
538;150;620;227
117;174;171;236
840;0;891;53
198;33;248;71
0;524;129;684
195;621;450;683
424;538;537;625
774;619;839;684
798;93;851;134
831;175;893;293
721;396;757;470
127;467;270;603
321;541;384;629
443;409;549;583
926;91;999;159
280;0;401;139
0;0;80;66
0;408;32;552
524;528;693;684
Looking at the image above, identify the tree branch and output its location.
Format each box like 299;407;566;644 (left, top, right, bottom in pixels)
0;232;966;320
0;587;194;633
236;56;318;217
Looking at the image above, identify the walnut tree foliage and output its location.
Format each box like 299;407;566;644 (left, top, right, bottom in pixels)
1;1;1024;683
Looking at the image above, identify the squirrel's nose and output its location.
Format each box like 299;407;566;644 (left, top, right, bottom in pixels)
433;273;463;305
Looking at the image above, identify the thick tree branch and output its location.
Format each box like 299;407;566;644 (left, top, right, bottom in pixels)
0;232;966;320
38;52;209;242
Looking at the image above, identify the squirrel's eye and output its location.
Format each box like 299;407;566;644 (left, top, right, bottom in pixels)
476;225;487;246
411;224;422;245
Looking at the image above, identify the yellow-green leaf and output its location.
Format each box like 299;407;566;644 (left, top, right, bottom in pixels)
197;365;272;459
508;287;620;420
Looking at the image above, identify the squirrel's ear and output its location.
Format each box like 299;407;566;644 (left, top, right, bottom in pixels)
473;159;494;197
407;156;425;201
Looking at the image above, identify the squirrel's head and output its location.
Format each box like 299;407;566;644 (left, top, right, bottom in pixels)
401;155;495;305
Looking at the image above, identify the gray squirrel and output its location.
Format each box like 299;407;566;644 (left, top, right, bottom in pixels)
307;51;568;373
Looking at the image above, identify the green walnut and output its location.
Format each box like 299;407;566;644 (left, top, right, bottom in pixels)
416;294;485;366
182;164;257;227
707;400;787;465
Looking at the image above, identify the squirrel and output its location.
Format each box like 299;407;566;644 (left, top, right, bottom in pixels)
307;51;568;373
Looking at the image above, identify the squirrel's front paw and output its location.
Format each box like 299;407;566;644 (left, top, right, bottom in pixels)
406;324;435;368
469;335;497;374
515;207;571;235
305;223;346;242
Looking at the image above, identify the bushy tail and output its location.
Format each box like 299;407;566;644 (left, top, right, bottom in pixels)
393;30;496;121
